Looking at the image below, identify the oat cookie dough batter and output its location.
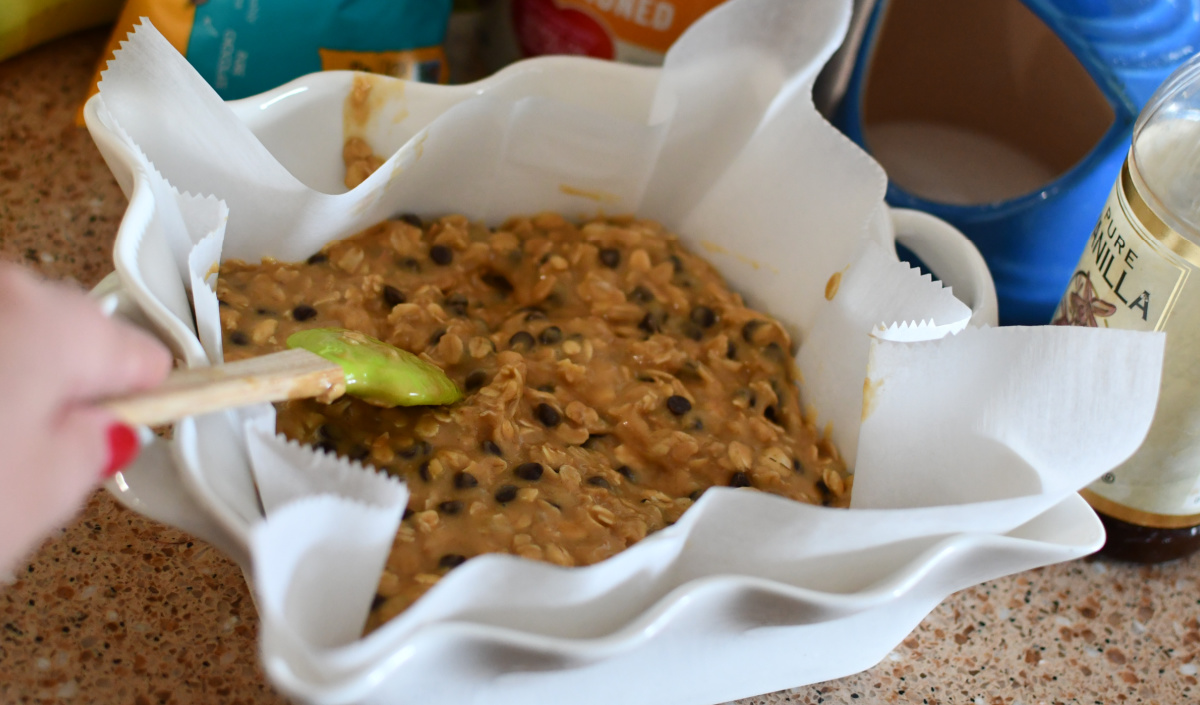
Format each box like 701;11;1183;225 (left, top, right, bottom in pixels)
218;211;849;630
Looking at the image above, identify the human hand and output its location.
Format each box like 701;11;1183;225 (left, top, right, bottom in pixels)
0;263;171;573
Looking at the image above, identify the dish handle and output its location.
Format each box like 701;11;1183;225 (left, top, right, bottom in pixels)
92;273;253;568
889;207;1000;328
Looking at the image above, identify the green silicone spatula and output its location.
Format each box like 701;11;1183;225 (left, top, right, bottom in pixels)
102;328;462;426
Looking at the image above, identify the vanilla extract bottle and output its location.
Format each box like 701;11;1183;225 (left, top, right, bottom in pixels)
1052;52;1200;563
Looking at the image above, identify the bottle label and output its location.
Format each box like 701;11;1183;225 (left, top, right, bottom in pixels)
1051;165;1188;332
1055;161;1200;527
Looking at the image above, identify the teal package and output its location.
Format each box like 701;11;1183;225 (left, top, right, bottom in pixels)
186;0;453;100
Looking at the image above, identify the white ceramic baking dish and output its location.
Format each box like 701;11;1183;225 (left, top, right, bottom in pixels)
79;2;1132;703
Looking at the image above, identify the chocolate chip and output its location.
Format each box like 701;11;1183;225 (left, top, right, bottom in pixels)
521;306;547;321
538;326;562;345
454;472;478;489
395;213;423;228
617;465;635;481
508;331;535;351
726;339;738;360
515;462;544;481
494;485;518;503
430;245;453;265
535;403;561;428
742;319;767;343
666;395;692;415
481;270;513;294
464;369;488;392
638;312;659;334
418;462;431;482
229;331;249;346
599;248;621;268
306;252;328;265
730;471;752;488
399;440;431;459
630;285;655;304
292;304;317;321
383;285;406;307
481;440;503;457
438;500;463;515
439;554;467;569
690;306;716;328
792;458;802;472
428;328;447;346
764;405;779;424
586;476;611;489
444;292;469;316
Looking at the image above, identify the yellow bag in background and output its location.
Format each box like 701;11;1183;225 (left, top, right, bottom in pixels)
0;0;123;62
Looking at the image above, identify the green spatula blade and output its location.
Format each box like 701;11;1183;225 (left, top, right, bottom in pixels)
286;328;462;407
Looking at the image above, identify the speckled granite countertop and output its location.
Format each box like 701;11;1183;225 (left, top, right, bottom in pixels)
1;29;1198;705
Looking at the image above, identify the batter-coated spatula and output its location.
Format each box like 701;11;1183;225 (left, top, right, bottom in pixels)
102;328;462;426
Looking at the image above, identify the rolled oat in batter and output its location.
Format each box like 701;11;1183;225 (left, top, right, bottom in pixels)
218;212;849;631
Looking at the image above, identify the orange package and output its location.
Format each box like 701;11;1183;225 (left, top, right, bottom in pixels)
493;0;729;65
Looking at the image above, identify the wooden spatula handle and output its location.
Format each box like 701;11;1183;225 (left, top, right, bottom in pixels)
102;348;346;426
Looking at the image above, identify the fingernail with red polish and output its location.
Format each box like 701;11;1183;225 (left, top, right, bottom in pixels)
103;424;140;479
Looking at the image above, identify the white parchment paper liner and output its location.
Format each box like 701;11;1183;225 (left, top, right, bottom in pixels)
89;0;1166;700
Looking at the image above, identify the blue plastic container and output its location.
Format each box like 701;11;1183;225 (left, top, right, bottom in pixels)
835;0;1200;324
